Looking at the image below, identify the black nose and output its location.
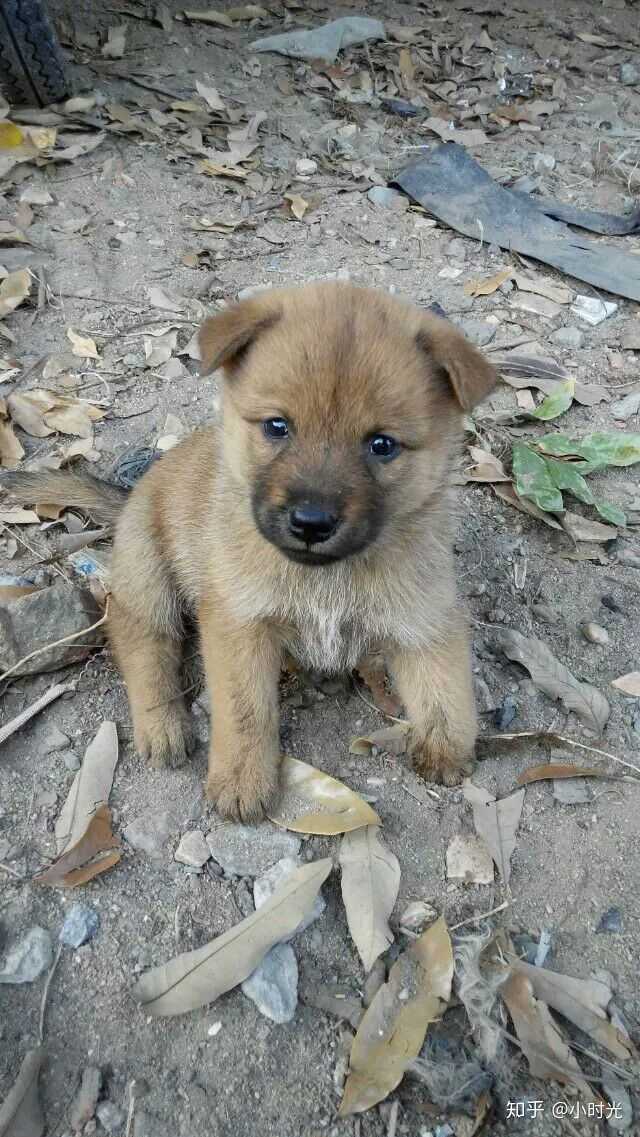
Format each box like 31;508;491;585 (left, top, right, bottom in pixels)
288;505;339;544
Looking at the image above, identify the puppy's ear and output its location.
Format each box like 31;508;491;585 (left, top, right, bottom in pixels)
417;313;498;411
199;298;280;376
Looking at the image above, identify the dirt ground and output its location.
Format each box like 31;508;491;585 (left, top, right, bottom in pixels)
1;0;640;1134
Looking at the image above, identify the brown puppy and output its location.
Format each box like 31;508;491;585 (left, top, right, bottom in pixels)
7;283;497;821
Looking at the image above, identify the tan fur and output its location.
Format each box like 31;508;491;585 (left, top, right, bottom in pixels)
5;283;497;821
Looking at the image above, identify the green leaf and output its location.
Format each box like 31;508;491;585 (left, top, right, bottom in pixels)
531;378;575;422
543;456;594;505
512;443;564;513
538;431;640;471
594;500;627;527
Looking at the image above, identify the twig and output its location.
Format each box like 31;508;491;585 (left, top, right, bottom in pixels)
108;403;158;420
0;682;75;747
352;681;409;725
125;1079;137;1137
480;730;640;778
0;523;72;585
39;943;62;1044
0;861;24;879
0;600;109;684
450;900;510;931
387;1100;399;1137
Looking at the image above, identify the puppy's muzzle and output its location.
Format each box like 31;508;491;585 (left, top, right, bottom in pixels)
288;504;339;545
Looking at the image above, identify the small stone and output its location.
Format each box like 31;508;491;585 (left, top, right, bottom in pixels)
60;904;100;948
596;907;623;934
62;750;81;772
446;835;494;884
581;621;609;645
205;822;300;876
241;941;298;1023
572;295;618;325
253;856;325;936
399;900;438;933
95;1101;124;1135
367;185;408;211
42;724;71;753
510;292;562;320
70;1067;102;1132
0;926;53;984
0;582;101;677
602;1072;633;1131
174;830;210;869
295;157;317;175
458;319;496;347
610;391;640;420
124;811;177;860
550;325;585;349
534;928;552;966
493;695;517;730
533;152;556;172
207;1021;222;1037
553;779;592;805
532;602;558;624
620;62;639;86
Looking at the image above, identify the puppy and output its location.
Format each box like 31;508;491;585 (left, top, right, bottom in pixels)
7;283;497;821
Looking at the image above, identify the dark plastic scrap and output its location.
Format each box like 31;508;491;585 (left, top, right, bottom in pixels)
394;143;640;301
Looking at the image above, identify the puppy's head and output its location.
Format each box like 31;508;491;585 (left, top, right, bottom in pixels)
199;283;496;566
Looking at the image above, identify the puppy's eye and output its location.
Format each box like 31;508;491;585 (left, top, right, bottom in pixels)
263;417;289;440
368;434;400;462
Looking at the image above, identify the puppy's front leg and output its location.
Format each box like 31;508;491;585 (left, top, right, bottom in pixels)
199;600;282;823
389;614;477;786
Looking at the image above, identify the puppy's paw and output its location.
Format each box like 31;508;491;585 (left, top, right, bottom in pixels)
135;709;196;769
206;759;280;825
410;726;475;787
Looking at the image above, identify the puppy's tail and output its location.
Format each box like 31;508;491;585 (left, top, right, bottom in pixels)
2;470;129;527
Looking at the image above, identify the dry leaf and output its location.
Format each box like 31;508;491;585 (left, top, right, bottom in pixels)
200;159;249;180
339;917;453;1115
561;511;617;543
498;365;608;408
612;671;640;697
7;389;105;439
424;118;488;147
463;782;524;885
511;272;572;306
0;507;39;524
501;973;595;1099
284;192;309;220
144;329;178;368
339;826;400;971
517;763;614;786
350;724;410;756
268;757;379;834
463;267;512;297
102;24;127;58
228;4;268;17
465;445;510;483
52;132;106;162
0;269;30;319
0;1048;45;1137
0;584;40;601
355;656;403;717
494;629;610;734
54;721;119;853
516;389;536;412
184;8;234;26
34;803;120;887
64;94;97;113
493;483;563;530
509;960;635;1061
132;858;331;1015
195;81;226;111
67;328;99;360
0;402;24;467
0;121;24;148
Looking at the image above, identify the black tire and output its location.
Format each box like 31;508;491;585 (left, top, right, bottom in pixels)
0;0;69;106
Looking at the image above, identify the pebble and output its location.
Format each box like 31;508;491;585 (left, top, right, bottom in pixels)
610;391;640;420
295;157;317;175
620;62;639;86
62;750;81;772
367;186;408;211
458;319;496;347
550;325;585;349
596;907;623;934
533;152;556;172
493;694;517;730
60;904;100;948
571;295;618;325
399;900;438;933
42;724;71;753
207;1020;222;1037
0;926;53;984
95;1101;125;1135
124;811;177;860
241;942;298;1023
446;835;494;884
174;830;210;869
0;582;100;677
553;778;592;805
205;822;300;877
70;1066;102;1132
581;621;609;645
532;602;558;624
253;856;325;936
601;1072;633;1131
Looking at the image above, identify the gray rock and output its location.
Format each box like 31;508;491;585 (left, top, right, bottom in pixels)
42;724;71;753
550;325;585;349
241;942;298;1023
580;621;609;645
602;1072;633;1131
206;823;300;876
70;1066;101;1132
253;856;325;936
0;582;101;676
96;1101;125;1135
296;157;317;176
620;62;639;86
174;829;210;869
367;185;408;211
611;391;640;420
553;778;592;805
458;319;496;347
124;810;177;859
62;750;81;772
0;926;53;983
60;904;100;948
